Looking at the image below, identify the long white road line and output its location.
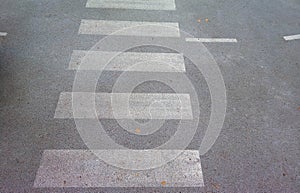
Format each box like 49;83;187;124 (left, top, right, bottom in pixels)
69;50;186;72
86;0;176;10
186;38;238;43
54;92;193;120
34;150;204;187
283;34;300;41
79;20;180;37
0;32;7;36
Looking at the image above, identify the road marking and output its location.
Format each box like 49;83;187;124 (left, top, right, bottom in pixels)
86;0;176;10
78;20;180;37
283;34;300;41
54;92;193;120
69;50;186;72
0;32;7;36
186;38;238;43
34;150;204;187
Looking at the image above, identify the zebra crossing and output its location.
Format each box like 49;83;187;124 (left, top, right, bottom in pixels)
34;0;205;189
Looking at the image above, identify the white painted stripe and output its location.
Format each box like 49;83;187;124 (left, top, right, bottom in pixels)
54;92;193;120
283;34;300;41
69;50;186;72
79;20;180;37
34;150;204;187
86;0;176;10
186;38;238;43
0;32;7;36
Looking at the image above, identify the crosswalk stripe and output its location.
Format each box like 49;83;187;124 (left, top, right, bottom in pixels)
69;50;186;72
34;150;204;187
78;20;180;37
86;0;176;10
186;38;238;43
54;92;193;120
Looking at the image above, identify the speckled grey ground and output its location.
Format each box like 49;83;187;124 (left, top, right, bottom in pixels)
0;0;299;192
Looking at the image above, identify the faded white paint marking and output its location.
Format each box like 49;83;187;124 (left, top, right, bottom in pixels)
0;32;7;36
86;0;176;10
34;150;204;187
54;92;193;120
283;34;300;41
69;50;186;72
186;38;238;43
78;20;180;37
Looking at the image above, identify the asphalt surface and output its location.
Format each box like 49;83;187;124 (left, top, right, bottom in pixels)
0;0;300;192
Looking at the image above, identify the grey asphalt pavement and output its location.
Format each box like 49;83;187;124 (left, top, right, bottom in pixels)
0;0;299;192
